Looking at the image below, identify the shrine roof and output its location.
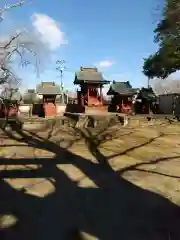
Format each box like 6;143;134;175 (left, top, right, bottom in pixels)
27;89;35;93
1;88;22;101
137;87;157;100
36;82;61;95
107;81;138;95
74;67;110;84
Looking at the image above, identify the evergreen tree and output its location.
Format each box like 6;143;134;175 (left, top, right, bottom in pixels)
143;0;180;79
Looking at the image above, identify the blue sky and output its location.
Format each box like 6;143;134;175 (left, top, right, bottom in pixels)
1;0;161;93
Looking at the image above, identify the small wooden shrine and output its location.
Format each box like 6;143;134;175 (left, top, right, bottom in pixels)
74;67;110;107
36;82;61;117
107;81;137;114
133;87;158;114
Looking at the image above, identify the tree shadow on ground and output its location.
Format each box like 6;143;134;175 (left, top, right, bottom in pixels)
0;126;180;240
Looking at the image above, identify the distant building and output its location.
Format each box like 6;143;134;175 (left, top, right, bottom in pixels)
155;80;180;115
23;89;40;104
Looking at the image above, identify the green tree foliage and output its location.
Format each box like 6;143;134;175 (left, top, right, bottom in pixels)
143;0;180;79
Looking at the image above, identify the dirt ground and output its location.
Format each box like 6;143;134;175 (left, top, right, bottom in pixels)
1;120;180;239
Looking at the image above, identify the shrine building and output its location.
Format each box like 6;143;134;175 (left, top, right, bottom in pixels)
74;67;110;107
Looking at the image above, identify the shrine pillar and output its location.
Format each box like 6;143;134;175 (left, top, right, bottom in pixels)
87;87;90;105
100;86;103;105
81;93;84;106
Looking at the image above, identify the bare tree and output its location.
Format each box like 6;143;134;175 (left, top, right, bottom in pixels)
0;1;37;85
0;1;42;123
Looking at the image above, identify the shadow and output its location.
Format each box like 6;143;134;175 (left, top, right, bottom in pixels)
129;168;180;180
108;104;117;113
118;155;180;175
107;133;165;160
0;126;180;239
65;104;85;113
38;104;45;118
31;104;44;117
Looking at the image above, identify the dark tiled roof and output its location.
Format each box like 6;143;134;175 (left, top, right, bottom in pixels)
36;82;61;95
138;87;157;100
27;89;35;93
1;88;22;101
107;81;137;95
74;67;110;84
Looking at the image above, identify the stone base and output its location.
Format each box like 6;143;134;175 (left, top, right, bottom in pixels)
85;106;108;115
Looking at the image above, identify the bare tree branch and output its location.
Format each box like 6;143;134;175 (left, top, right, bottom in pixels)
0;1;31;21
0;0;44;89
0;0;51;96
3;32;22;49
0;1;39;123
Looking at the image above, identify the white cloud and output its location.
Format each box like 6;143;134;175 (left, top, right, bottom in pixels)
97;60;114;68
31;13;67;51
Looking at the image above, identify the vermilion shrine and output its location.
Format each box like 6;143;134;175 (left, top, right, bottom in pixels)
74;67;110;107
107;81;137;114
36;82;61;117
